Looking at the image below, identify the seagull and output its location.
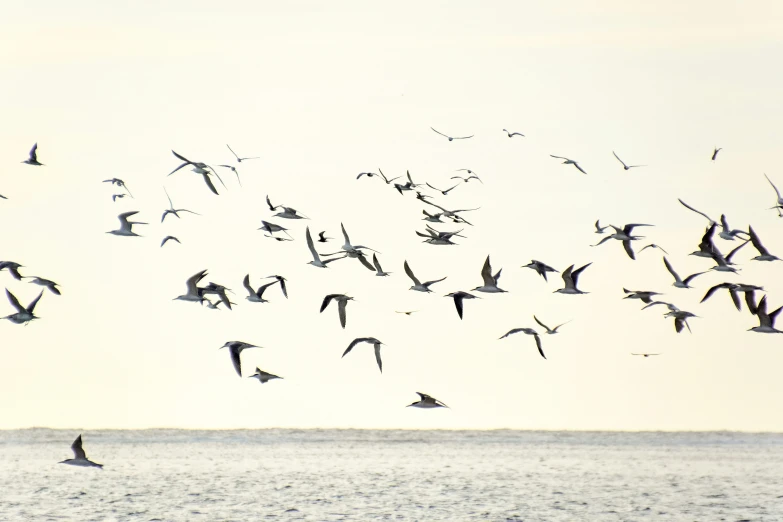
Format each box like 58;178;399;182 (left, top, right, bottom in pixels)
445;291;479;320
320;293;354;329
306;227;346;268
372;254;391;277
243;275;278;303
665;310;698;333
161;188;200;223
430;127;473;141
103;178;133;197
748;226;780;261
23;276;61;295
678;199;716;225
502;129;525;138
106;211;147;237
533;315;570;335
173;269;208;304
522;260;558;281
111;194;125;202
22;143;44;166
632;353;660;357
452;169;482;183
317;231;332;243
249;367;282;384
638;244;669;255
220;341;261;377
217;164;242;186
226;144;259;163
499;327;545;359
763;173;783;217
161;235;181;247
0;261;24;280
265;275;288;299
663;257;705;289
259;220;294;240
594;220;610;234
473;255;506;293
404;261;447;292
749;295;783;334
343;337;386;373
3;289;43;325
59;435;102;468
266;195;309;219
612;151;645;170
623;288;662;304
555;263;591;294
550;155;587;174
719;215;749;241
425;182;460;196
593;223;652;260
168;151;225;195
407;392;449;409
711;147;722;161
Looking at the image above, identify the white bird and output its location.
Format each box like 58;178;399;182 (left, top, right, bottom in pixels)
550;155;587;174
226;144;259;163
719;214;749;241
502;129;525;138
499;327;545;359
665;310;698;333
407;392;448;408
22;143;44;166
320;293;354;328
168;150;225;195
3;288;43;325
749;295;783;334
173;269;208;304
612;151;645;170
220;341;261;377
522;260;558;281
306;227;346;268
200;282;233;310
106;211;147;237
594;220;610;234
555;263;591;294
445;291;479;320
404;261;446;292
473;255;506;293
451;169;482;183
103;178;133;197
217;164;242;185
425;182;460;196
638;244;669;255
265;275;289;299
243;274;278;303
267;195;308;219
623;288;662;304
23;276;61;295
748;225;780;261
161;235;181;247
59;435;102;468
339;223;379;255
259;220;293;239
249;367;282;384
763;173;783;217
430;127;473;141
533;315;570;335
372;254;391;276
161;188;200;222
421;200;480;226
663;257;705;289
342;337;386;373
592;223;652;260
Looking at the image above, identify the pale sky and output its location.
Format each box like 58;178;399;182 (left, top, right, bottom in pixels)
1;1;783;431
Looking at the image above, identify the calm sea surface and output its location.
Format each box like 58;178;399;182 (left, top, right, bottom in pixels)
1;429;782;521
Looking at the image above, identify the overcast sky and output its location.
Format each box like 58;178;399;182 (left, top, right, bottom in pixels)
1;1;782;430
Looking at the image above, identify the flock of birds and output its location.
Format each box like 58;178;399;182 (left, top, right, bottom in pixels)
6;130;782;469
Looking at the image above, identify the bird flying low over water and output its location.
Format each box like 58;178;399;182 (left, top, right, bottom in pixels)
521;260;558;281
3;288;43;325
220;341;261;377
499;327;545;359
106;211;147;237
343;337;386;373
445;291;479;320
320;293;354;328
249;367;282;384
22;143;44;166
430;127;473;141
550;155;587;174
555;263;591;294
59;435;102;468
407;392;448;408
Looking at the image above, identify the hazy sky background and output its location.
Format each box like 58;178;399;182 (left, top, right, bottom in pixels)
2;1;783;430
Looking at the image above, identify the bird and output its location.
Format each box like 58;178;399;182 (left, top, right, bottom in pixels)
612;151;645;170
217;165;242;185
259;220;293;240
265;275;288;299
23;276;61;295
404;261;447;292
534;315;570;335
421;200;480;226
106;211;147;237
200;282;233;310
550;155;587;174
376;168;401;184
372;254;391;277
632;353;660;357
266;195;309;219
318;231;332;243
0;193;6;200
0;261;24;280
395;310;418;315
502;129;525;138
663;257;705;289
555;263;591;294
407;392;448;409
763;173;783;217
623;288;662;304
592;223;653;260
707;240;748;273
445;291;479;320
306;227;346;268
339;223;379;255
161;235;181;247
452;169;482;183
719;215;749;241
168;150;225;195
638;244;669;255
689;223;720;259
111;194;125;202
342;337;386;373
425;182;460;196
665;310;698;333
700;282;761;312
249;367;282;384
3;288;43;325
521;260;559;281
103;178;133;197
173;269;208;304
320;293;354;328
22;143;44;166
499;327;545;359
357;171;377;180
747;226;780;261
678;199;716;225
749;295;783;334
711;147;722;161
220;341;261;377
226;144;259;163
430;127;473;141
243;275;278;303
473;255;506;293
594;220;610;234
393;170;422;195
59;435;102;468
415;225;464;245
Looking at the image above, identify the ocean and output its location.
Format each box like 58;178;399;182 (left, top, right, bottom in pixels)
1;429;782;521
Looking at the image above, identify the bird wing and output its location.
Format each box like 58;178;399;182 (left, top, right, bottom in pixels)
571;263;591;286
612;151;627;168
338;299;348;328
201;173;218;195
430;127;449;138
404;261;421;286
230;346;242;377
266;195;276;211
29;143;38;162
423;276;447;287
500;328;524;339
374;343;383;373
701;283;727;303
729;288;741;311
226;144;240;161
242;274;255;296
372;254;383;273
765;174;782;201
117;211;138;232
480;256;494;286
343;337;366;357
452;135;474;140
534;335;546;359
356;253;375;272
320;294;335;313
747;226;769;256
5;289;25;313
533;315;550;331
256;281;278;299
306;227;321;263
573;163;587;175
185;270;207;295
678;199;715;224
549;155;570;161
279;279;288;299
592;235;614;247
623;223;652;234
25;290;44;313
560;265;575;288
726;239;750;262
71;435;87;459
425;182;443;193
622;240;636;260
340;222;351;248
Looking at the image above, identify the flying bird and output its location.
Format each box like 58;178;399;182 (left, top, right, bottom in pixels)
612;151;645;170
243;275;279;303
425;182;460;196
0;261;24;280
623;288;662;305
749;295;783;334
111;194;125;202
259;220;293;240
502;129;525;138
103;178;133;197
763;173;783;217
555;263;591;294
592;223;652;260
220;341;261;377
317;231;332;243
534;315;570;334
719;215;749;241
161;188;200;222
452;169;482;183
678;199;717;225
161;236;181;247
59;435;102;468
638;244;669;255
632;353;660;358
404;261;446;292
173;269;208;304
265;275;288;299
249;367;282;384
342;337;386;373
521;260;558;281
445;291;479;320
320;293;354;328
550;155;587;174
663;257;705;289
407;392;448;409
306;227;346;268
473;255;506;293
430;127;474;141
217;164;242;185
594;220;610;234
168;150;225;195
266;195;309;219
23;276;61;295
226;144;259;163
372;254;391;277
106;211;147;237
3;288;43;325
22;143;44;166
499;327;545;359
711;147;722;161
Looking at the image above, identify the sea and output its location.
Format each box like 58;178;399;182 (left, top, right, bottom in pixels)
1;429;782;521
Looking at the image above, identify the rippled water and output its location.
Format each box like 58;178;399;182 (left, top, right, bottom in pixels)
1;429;782;521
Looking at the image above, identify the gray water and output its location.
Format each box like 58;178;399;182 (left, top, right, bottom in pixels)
1;429;782;521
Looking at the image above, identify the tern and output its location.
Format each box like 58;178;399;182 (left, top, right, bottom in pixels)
421;200;479;226
407;392;448;408
719;215;749;241
499;327;545;359
592;223;652;260
445;291;479;320
473;255;506;293
425;182;460;196
22;143;44;166
0;261;24;280
103;178;133;197
320;293;354;328
377;168;401;184
550;155;587;174
3;289;42;325
632;353;660;357
220;341;261;377
642;301;680;312
678;199;716;225
317;231;332;243
623;288;662;304
243;275;278;303
422;209;445;223
711;147;722;161
749;295;783;333
259;220;293;240
372;254;391;276
689;223;720;259
343;337;386;373
701;282;762;312
204;299;226;310
415;225;464;245
522;260;558;281
612;151;645;170
266;195;308;219
430;127;473;141
707;240;749;273
665;310;698;333
265;275;288;299
200;282;233;310
168;151;225;195
594;220;610;234
638;244;669;255
451;169;482;183
393;171;422;195
306;227;346;268
502;129;525;138
23;276;61;295
404;261;446;292
226;144;259;163
396;310;418;315
555;263;591;294
111;194;125;202
763;174;783;217
534;315;570;335
173;269;208;304
249;367;282;384
748;226;780;261
106;211;147;237
217;164;242;185
161;188;200;223
339;223;379;254
59;435;102;468
663;257;705;289
161;235;181;247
